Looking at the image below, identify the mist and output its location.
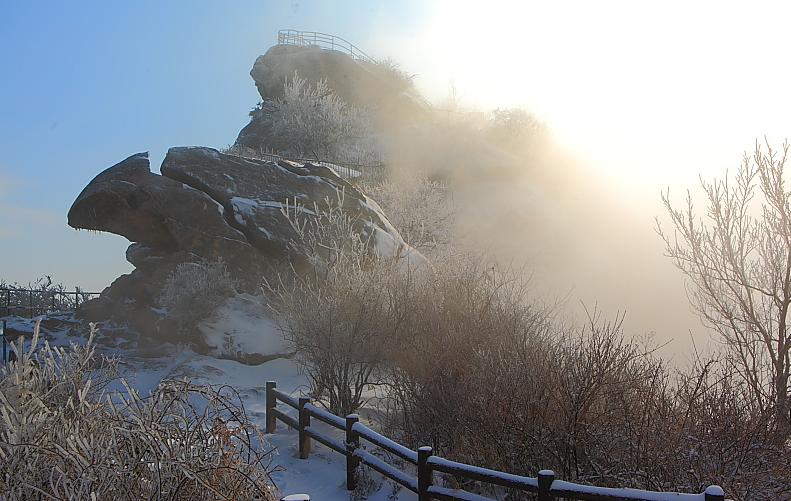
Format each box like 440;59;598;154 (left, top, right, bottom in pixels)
360;0;791;356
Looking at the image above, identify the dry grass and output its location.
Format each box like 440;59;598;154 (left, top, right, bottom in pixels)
0;322;277;501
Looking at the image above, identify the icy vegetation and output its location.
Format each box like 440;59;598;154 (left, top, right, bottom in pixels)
0;323;277;500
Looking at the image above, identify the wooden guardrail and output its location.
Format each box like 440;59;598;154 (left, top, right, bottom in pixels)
0;287;101;318
265;381;729;501
277;29;376;64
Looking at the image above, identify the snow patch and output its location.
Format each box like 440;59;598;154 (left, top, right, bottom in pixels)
199;293;289;358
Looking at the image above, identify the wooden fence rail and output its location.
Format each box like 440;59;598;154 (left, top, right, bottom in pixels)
264;381;729;501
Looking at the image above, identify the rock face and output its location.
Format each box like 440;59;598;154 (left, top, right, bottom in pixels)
68;146;423;339
237;44;427;149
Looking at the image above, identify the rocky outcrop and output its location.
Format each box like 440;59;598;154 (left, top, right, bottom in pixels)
68;152;261;275
249;44;423;111
68;146;423;339
237;44;427;149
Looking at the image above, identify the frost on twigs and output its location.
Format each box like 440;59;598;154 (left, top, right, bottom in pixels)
159;259;239;335
255;72;380;166
265;192;402;416
0;322;277;500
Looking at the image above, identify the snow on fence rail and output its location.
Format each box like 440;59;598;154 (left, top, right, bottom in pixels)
0;287;101;318
277;29;376;64
264;381;730;501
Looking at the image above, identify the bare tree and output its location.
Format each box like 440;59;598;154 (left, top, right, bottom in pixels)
658;140;791;436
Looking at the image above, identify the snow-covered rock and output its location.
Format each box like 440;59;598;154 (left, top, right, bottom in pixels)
67;146;425;341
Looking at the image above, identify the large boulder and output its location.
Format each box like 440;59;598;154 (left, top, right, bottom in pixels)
237;44;427;149
68;146;424;338
68;152;260;274
249;44;424;111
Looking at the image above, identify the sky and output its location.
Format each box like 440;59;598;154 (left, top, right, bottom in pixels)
2;1;791;350
0;1;420;290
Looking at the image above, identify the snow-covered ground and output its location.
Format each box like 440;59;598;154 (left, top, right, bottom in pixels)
1;309;410;501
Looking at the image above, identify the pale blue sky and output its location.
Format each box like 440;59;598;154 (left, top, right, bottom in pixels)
0;1;421;290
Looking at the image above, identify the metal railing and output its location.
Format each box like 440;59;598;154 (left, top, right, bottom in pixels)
277;29;376;64
265;381;730;501
0;288;101;318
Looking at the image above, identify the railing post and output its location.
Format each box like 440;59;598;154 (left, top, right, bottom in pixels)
28;290;33;318
1;320;6;363
417;446;433;501
298;397;311;459
537;470;555;501
704;485;725;501
345;414;360;491
266;381;277;433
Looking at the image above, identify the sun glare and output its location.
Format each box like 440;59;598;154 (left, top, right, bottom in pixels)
392;1;791;195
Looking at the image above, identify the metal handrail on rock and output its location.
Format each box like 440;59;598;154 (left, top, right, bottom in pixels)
277;29;376;64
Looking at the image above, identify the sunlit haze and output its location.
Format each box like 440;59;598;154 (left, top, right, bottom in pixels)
369;1;791;353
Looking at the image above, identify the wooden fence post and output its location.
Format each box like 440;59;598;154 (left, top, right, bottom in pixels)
417;446;433;501
537;470;555;501
265;381;277;433
704;485;725;501
298;397;311;459
345;414;360;491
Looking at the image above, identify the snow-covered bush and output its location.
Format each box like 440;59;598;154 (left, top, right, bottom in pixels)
370;57;415;93
485;107;548;153
361;177;454;257
267;194;397;415
159;260;238;333
0;323;276;500
256;72;380;165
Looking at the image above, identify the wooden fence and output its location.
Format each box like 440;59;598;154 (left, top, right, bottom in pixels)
0;287;100;318
265;381;728;501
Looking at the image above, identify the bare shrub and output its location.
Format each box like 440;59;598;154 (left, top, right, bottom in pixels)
159;260;238;333
267;193;789;497
0;322;276;500
266;194;400;415
384;292;791;499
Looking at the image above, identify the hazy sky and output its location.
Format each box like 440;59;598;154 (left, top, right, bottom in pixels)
2;1;791;351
